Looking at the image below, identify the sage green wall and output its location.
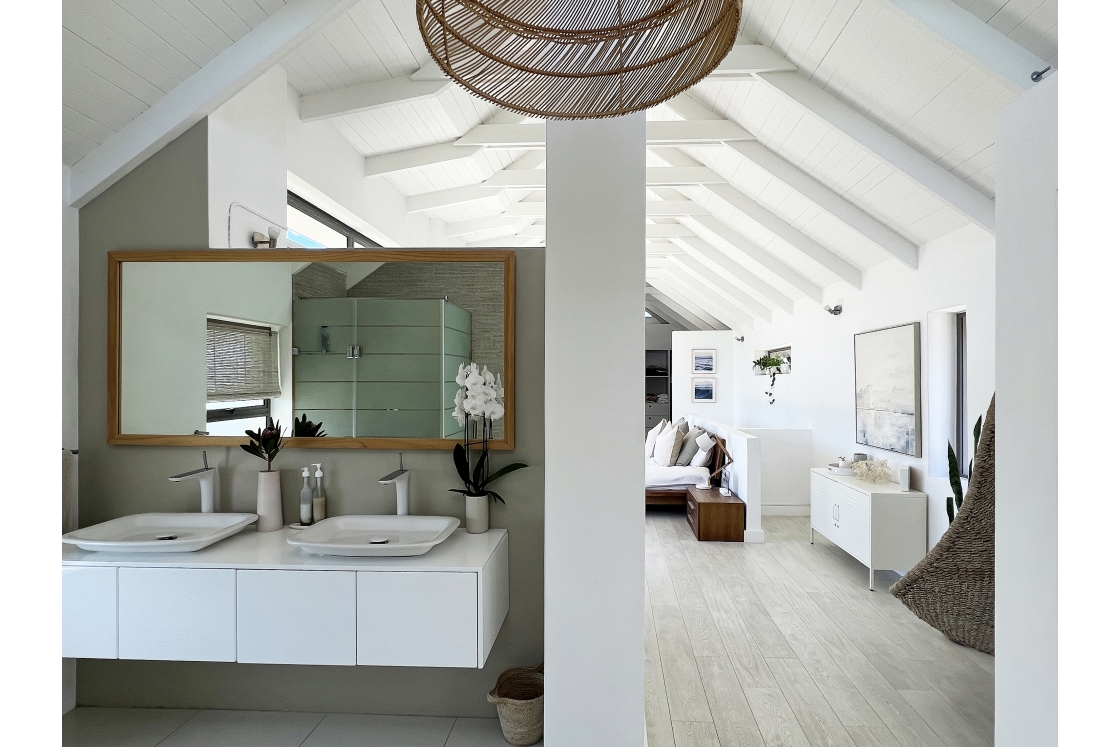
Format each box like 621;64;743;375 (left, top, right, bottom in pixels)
76;122;546;716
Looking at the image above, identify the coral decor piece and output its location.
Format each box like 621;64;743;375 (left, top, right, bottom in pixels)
417;0;742;119
852;458;892;484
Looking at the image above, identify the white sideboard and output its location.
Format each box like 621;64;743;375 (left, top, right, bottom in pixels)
809;468;927;590
62;527;509;668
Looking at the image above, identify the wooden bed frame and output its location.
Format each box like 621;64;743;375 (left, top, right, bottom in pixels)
645;434;732;507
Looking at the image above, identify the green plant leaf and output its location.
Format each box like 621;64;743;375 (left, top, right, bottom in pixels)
947;440;964;509
452;443;471;488
486;491;506;505
481;462;528;488
946;496;955;524
447;489;471;495
472;445;487;488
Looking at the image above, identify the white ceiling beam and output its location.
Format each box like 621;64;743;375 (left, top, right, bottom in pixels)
705;182;863;289
881;0;1049;90
686;214;824;303
410;60;449;81
756;70;995;233
727;141;919;268
405;185;501;212
649;271;752;330
300;77;449;122
465;236;542;248
645;295;705;330
482;166;723;189
498;200;708;219
518;223;696;239
67;0;357;208
645;289;720;330
455;120;752;148
652;147;863;289
647;275;737;331
709;43;800;78
445;215;527;238
665;96;919;268
365;142;483;177
669;254;773;323
673;235;797;315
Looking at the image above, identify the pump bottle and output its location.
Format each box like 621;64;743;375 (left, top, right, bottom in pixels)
312;463;327;523
299;467;313;526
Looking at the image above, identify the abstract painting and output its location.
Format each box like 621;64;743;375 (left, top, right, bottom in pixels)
692;349;715;373
692;378;716;402
854;323;922;457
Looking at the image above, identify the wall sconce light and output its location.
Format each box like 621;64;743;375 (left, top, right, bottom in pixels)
824;304;843;316
251;227;282;249
734;336;745;342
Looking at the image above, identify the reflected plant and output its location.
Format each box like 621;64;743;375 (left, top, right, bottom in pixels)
293;413;326;438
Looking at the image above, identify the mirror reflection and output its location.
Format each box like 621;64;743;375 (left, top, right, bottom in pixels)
119;259;506;441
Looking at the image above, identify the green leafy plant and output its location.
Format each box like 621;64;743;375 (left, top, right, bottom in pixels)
450;437;528;504
293;413;326;438
752;354;789;405
946;414;983;523
241;416;285;471
448;362;527;503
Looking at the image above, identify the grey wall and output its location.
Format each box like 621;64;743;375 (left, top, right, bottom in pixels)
76;123;545;716
292;262;346;299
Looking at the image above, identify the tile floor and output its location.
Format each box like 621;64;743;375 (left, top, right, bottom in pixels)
62;709;520;747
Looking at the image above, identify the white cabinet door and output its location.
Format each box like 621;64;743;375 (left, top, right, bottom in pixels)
62;567;117;659
357;572;477;668
810;473;834;542
118;568;236;662
236;570;356;665
838;486;871;566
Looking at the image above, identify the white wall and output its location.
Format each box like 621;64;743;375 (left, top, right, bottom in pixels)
62;166;79;451
120;262;293;436
544;115;646;747
672;330;736;424
994;74;1057;747
208;66;289;248
733;225;994;548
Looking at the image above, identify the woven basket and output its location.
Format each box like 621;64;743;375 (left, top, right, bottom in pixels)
487;663;544;746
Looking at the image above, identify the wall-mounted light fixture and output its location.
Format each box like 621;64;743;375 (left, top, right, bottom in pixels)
734;336;745;342
251;227;282;249
824;304;843;315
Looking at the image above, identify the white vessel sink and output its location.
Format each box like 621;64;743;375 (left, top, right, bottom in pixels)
62;513;258;553
288;515;460;557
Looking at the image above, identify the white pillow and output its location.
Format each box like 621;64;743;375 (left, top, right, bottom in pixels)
652;425;684;467
645;419;667;458
690;446;712;468
696;432;716;452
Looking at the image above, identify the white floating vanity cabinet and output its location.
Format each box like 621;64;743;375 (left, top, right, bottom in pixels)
62;528;509;668
809;468;927;590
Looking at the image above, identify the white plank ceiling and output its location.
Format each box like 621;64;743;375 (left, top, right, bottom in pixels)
951;0;1059;64
62;0;293;166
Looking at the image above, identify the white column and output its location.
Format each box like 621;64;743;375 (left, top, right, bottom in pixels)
994;73;1058;746
544;114;646;746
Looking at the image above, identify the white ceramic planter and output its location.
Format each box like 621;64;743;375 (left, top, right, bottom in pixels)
256;470;283;532
465;495;489;534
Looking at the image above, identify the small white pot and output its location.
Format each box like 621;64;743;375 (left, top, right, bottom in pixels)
256;470;283;532
465;494;489;534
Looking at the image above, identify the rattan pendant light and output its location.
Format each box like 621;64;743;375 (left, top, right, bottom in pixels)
417;0;742;119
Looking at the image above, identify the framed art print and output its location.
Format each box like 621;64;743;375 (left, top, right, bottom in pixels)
853;322;922;457
692;349;715;373
692;378;716;403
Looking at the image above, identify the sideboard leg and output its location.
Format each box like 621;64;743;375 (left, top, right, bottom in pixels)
869;568;875;591
810;527;814;544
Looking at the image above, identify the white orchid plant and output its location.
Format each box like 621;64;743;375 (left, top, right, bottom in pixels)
450;363;526;504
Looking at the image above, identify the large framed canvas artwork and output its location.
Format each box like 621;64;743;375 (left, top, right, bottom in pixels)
853;322;922;457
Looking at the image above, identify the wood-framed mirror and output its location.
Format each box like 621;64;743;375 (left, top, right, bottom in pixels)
107;249;516;450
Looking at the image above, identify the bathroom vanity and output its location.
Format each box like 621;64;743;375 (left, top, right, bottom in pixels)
62;527;509;668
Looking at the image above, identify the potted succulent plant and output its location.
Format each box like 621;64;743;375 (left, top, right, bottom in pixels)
242;416;286;531
450;363;527;533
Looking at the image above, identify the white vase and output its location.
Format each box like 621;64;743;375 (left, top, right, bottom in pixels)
256;470;283;532
465;494;489;534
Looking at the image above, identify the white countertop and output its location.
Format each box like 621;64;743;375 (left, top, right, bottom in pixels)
62;526;507;573
811;467;927;496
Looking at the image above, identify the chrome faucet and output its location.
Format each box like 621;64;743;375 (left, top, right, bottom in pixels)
170;451;219;513
378;453;410;516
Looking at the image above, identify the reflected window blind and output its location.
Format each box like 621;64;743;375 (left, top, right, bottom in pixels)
206;319;281;402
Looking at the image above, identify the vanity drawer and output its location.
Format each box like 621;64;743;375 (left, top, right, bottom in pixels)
118;568;236;662
62;567;117;659
357;571;477;667
236;570;356;666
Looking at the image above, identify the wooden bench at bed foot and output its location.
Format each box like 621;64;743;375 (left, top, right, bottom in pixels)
646;488;689;506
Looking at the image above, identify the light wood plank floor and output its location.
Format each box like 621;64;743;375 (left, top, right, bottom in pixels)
645;513;994;747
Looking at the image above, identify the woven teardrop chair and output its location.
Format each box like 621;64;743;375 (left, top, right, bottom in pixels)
890;395;996;655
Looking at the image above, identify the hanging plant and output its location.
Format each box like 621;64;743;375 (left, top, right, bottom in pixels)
752;354;790;405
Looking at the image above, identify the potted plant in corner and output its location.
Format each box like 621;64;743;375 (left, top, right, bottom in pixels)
242;416;286;532
752;352;790;405
450;363;527;533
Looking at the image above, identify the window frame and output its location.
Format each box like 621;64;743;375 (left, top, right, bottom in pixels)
287;191;381;249
954;311;969;477
206;399;271;424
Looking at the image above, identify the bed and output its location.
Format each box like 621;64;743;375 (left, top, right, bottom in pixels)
644;432;730;506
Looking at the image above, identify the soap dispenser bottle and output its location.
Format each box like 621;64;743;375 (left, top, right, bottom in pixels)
299;467;313;526
312;463;327;523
